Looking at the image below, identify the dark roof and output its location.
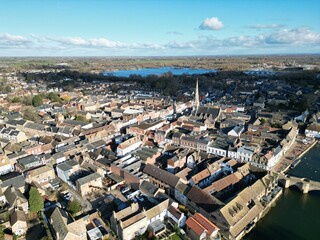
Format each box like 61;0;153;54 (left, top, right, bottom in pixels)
195;106;220;119
186;186;224;213
3;186;27;207
10;210;27;225
168;205;182;220
143;164;179;188
17;155;41;167
0;175;25;190
140;180;159;196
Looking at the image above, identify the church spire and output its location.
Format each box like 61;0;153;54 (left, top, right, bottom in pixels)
194;78;200;109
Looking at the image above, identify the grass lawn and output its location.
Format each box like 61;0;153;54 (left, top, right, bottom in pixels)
170;233;182;240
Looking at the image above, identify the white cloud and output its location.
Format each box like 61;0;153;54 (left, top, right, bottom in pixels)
264;27;320;44
249;24;285;29
199;17;224;30
0;27;319;55
0;33;31;47
166;31;183;35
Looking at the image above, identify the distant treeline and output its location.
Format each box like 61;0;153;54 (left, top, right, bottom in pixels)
20;69;320;96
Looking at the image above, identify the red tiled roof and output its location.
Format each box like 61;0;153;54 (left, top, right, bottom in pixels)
186;216;206;236
193;213;219;235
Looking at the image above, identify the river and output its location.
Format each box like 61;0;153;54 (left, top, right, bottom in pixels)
103;67;216;77
245;142;320;240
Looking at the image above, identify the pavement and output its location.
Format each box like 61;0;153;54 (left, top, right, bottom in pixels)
272;135;316;173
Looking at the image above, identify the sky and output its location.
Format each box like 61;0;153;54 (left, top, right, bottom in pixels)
0;0;320;56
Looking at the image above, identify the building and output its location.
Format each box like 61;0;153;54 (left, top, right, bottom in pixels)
16;155;43;172
111;199;172;240
143;164;180;196
305;123;320;139
56;160;81;183
50;207;87;240
186;213;219;240
2;186;28;213
76;172;103;197
25;165;55;186
116;136;142;156
10;210;27;236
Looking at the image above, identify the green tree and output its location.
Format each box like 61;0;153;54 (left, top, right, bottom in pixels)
29;187;44;213
32;95;43;107
67;200;82;216
47;92;62;103
0;224;4;239
11;96;21;103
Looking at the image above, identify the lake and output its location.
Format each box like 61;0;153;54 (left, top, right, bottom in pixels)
245;143;320;240
103;67;216;77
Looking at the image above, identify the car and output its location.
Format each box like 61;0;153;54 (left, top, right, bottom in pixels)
131;197;137;203
136;196;144;202
93;218;102;227
121;187;130;194
99;226;108;236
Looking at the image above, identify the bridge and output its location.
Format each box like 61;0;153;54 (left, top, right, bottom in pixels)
278;174;320;194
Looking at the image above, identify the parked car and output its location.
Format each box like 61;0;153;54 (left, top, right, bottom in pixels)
99;226;108;236
93;218;102;227
136;195;144;202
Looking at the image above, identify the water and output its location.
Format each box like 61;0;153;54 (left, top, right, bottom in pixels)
103;67;216;77
245;143;320;240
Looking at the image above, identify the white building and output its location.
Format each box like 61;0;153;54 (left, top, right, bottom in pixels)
116;136;142;156
305;123;320;139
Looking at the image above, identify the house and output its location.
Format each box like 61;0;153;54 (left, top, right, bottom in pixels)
207;138;229;157
186;186;224;220
0;174;26;193
25;165;56;187
228;125;244;138
10;210;27;236
237;146;257;162
186;213;219;240
0;127;28;143
56;160;81;183
143;164;180;196
116;136;142;156
16;155;43;172
190;162;222;188
0;153;13;175
139;180;166;204
305;123;320;139
49;207;87;240
75;172;102;197
111;199;172;240
2;186;28;213
167;205;187;228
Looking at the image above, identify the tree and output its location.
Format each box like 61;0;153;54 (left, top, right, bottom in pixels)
67;200;81;216
29;187;44;213
32;95;43;107
0;224;4;239
47;92;62;103
22;107;39;122
11;96;21;103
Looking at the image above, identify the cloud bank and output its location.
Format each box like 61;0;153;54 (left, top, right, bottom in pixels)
1;27;319;56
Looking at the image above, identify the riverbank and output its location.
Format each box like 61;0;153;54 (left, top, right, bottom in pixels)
245;144;320;240
272;135;318;173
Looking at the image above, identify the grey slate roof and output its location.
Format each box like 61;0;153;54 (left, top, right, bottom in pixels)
143;164;179;188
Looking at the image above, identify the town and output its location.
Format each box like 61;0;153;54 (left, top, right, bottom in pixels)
0;56;319;240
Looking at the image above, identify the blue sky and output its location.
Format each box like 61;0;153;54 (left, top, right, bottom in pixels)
0;0;319;56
